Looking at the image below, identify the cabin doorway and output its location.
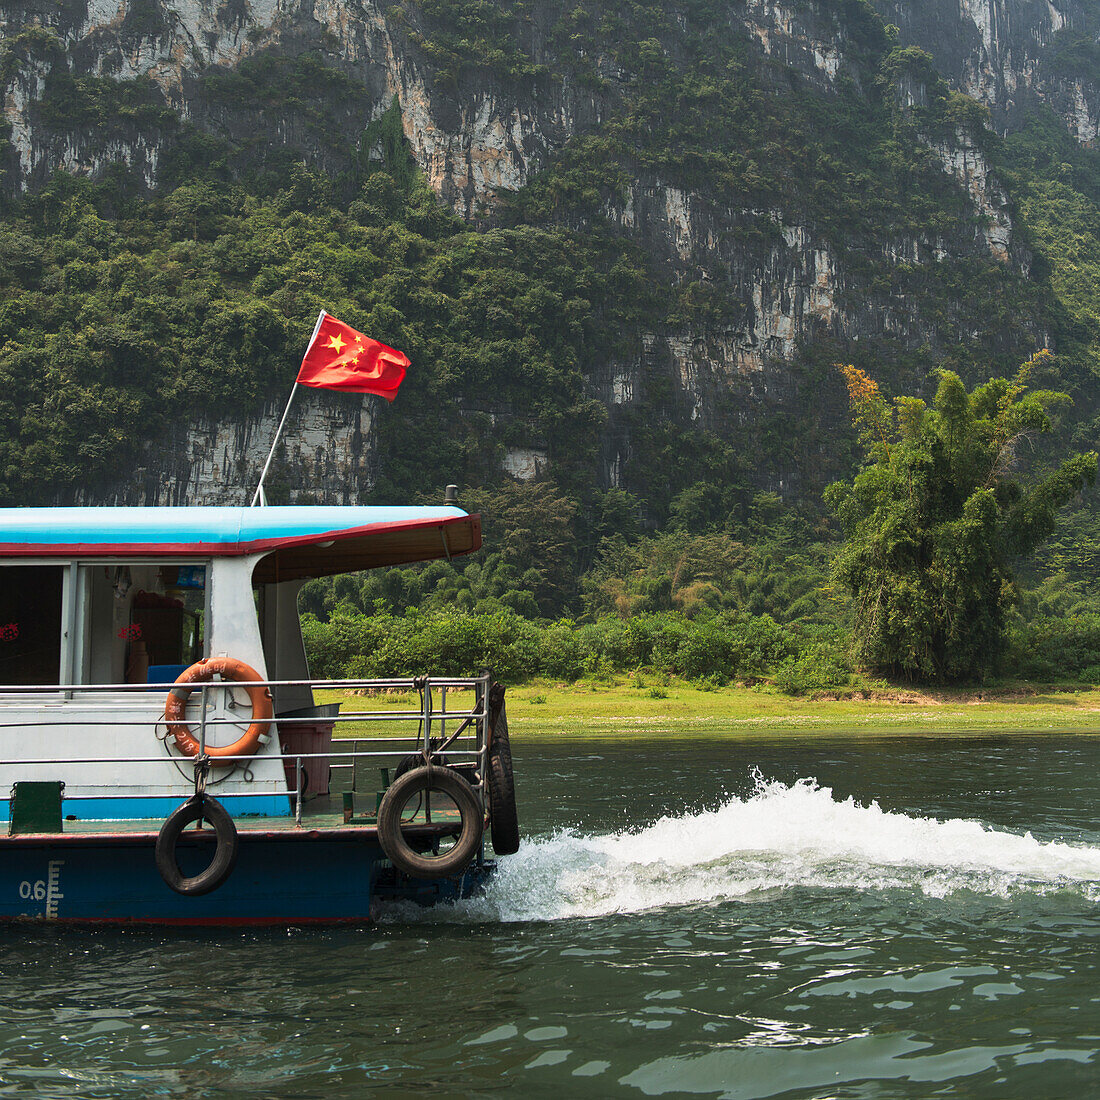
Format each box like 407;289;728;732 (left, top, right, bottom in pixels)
0;566;63;685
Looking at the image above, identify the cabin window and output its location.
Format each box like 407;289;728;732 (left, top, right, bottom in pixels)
77;563;207;685
0;566;63;686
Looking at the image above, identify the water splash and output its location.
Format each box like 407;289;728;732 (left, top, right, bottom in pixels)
383;773;1100;922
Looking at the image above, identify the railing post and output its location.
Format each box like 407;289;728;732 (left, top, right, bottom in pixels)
477;670;491;863
295;755;303;827
420;679;432;759
198;682;208;757
476;670;490;811
421;680;432;824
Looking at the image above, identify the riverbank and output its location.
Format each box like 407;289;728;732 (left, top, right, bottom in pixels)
320;678;1100;737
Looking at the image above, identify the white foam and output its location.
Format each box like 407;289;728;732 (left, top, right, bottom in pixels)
381;773;1100;922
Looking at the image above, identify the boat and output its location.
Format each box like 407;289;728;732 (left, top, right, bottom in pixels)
0;502;520;924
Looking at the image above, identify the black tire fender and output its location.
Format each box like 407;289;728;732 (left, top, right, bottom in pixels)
155;795;239;896
487;684;520;855
377;765;483;880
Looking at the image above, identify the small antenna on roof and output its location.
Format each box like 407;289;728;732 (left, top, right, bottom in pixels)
444;485;459;506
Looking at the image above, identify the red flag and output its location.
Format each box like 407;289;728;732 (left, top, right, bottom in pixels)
295;312;409;400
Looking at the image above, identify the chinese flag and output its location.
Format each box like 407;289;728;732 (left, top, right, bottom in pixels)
295;312;409;400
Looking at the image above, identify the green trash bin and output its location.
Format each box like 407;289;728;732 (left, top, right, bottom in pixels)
9;781;64;835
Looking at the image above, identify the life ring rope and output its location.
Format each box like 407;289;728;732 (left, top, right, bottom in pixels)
163;656;273;764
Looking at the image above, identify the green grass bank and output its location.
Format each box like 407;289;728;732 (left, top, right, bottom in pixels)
318;679;1100;739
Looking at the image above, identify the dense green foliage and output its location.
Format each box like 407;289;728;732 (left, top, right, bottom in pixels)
301;605;851;693
826;358;1097;680
297;600;1100;691
296;480;836;624
0;162;650;502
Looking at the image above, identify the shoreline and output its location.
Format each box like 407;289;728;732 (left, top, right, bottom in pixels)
320;678;1100;738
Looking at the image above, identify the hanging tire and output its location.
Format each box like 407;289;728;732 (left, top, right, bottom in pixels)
487;684;520;856
155;795;239;896
377;765;483;880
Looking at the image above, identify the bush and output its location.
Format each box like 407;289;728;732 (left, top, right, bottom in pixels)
773;654;850;695
672;618;741;680
539;620;584;680
301;608;854;687
1005;614;1100;680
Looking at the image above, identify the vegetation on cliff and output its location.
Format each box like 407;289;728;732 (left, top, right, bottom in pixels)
0;162;650;504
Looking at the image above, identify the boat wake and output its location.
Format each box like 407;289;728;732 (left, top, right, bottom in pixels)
381;773;1100;922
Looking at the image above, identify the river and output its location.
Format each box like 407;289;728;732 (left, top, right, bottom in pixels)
1;735;1097;1097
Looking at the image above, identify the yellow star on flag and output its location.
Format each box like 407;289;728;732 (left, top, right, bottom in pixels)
326;333;347;354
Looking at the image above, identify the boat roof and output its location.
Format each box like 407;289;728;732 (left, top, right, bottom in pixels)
0;507;482;581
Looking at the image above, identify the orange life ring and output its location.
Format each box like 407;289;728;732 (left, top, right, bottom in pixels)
164;657;273;763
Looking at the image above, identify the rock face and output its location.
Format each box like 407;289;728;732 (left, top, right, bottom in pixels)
0;0;1090;504
874;0;1100;143
928;129;1014;262
79;391;375;506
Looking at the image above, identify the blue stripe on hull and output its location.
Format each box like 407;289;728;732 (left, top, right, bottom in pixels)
0;835;490;924
0;795;290;823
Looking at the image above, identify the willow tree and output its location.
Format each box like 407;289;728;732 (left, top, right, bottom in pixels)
825;354;1097;681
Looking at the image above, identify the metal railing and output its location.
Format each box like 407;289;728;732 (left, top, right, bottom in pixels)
0;673;493;829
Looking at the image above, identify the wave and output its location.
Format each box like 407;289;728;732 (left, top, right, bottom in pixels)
380;772;1100;922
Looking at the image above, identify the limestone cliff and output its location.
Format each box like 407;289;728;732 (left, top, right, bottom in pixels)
0;0;1094;507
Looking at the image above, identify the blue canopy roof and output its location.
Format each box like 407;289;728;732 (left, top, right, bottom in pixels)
0;507;481;579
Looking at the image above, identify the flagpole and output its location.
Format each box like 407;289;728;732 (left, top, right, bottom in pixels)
250;309;327;507
251;384;299;506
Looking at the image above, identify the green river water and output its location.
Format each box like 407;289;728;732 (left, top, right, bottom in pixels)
0;735;1097;1098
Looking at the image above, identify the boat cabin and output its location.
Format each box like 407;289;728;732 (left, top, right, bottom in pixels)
0;506;481;820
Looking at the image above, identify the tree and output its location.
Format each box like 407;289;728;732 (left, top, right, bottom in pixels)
825;354;1097;681
464;481;580;616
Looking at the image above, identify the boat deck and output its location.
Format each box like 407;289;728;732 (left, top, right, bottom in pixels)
2;771;464;844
